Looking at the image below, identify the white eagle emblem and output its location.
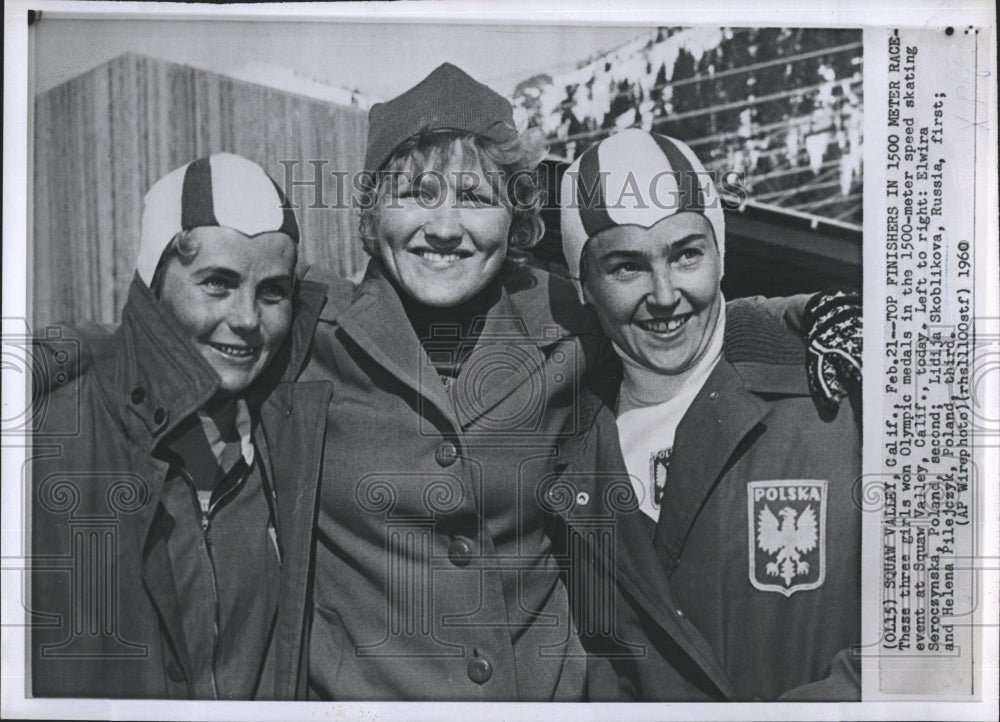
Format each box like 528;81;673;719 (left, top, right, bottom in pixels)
758;505;817;585
748;480;827;596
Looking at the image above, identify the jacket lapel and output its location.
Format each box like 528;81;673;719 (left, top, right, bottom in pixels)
99;279;218;681
258;381;330;548
140;497;194;679
257;379;331;700
612;512;734;698
555;385;734;698
240;279;333;699
450;288;557;430
652;360;770;576
110;272;334;694
333;264;458;428
252;409;280;546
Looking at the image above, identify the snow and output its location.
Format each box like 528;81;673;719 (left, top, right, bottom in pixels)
228;61;378;110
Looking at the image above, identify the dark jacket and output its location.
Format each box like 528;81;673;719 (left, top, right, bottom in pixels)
30;275;332;699
300;260;613;700
299;261;818;701
549;301;861;701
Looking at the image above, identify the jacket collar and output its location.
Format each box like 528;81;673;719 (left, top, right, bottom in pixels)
96;274;328;678
330;259;600;430
559;336;813;584
102;275;222;451
651;359;771;575
566;306;814;446
332;260;455;425
101;273;329;451
550;390;733;697
564;355;775;575
285;277;329;381
242;275;329;411
333;257;602;341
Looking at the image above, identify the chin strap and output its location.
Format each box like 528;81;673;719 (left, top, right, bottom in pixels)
803;288;862;412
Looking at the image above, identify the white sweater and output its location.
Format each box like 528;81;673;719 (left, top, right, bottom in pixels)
616;299;725;521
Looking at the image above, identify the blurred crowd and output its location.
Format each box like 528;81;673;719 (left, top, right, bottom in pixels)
513;27;863;223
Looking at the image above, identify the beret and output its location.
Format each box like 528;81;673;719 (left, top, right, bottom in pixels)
364;62;518;173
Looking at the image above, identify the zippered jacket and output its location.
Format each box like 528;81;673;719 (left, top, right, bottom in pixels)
30;274;332;699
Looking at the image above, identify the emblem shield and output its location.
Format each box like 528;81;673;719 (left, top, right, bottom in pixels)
747;479;828;596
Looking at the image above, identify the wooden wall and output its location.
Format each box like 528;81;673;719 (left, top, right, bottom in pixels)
33;52;369;326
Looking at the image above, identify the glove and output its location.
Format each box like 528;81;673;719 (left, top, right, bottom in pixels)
803;288;862;412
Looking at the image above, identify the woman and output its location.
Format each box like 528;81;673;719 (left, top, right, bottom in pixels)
302;63;599;701
554;129;862;700
301;64;851;701
31;153;331;699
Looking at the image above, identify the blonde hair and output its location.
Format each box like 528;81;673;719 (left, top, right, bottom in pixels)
148;230;200;297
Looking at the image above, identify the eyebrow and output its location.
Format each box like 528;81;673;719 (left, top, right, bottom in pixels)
597;232;708;261
258;274;293;286
669;233;710;247
192;267;241;281
191;268;292;285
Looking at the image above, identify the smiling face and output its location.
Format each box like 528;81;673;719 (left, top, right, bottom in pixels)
581;212;722;375
373;140;513;307
157;226;297;395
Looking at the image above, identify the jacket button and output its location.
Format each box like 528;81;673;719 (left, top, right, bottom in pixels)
153;407;168;426
130;386;145;404
435;441;458;467
467;656;493;684
166;660;185;682
448;537;474;566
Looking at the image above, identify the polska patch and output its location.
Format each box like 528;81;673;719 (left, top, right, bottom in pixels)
747;480;828;596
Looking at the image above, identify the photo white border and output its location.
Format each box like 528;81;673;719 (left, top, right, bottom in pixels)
3;2;997;720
